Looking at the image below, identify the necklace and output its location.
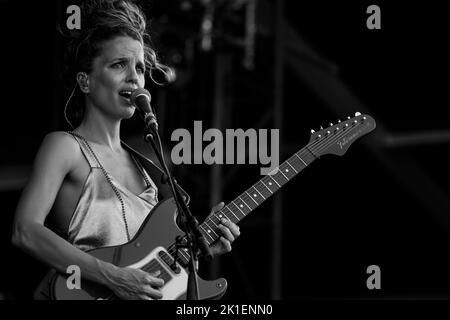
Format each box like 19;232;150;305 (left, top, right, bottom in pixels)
69;131;132;241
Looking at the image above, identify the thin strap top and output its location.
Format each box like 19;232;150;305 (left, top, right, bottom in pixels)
65;132;159;252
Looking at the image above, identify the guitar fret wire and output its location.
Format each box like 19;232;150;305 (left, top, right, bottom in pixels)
240;192;253;204
227;203;241;220
200;224;216;242
269;175;281;187
202;220;219;238
253;184;267;199
294;150;314;167
280;162;294;175
223;206;237;221
263;176;278;189
259;181;272;194
295;153;307;166
305;145;318;159
238;195;252;211
214;210;226;221
224;206;239;221
205;216;220;229
200;220;215;239
231;201;245;216
278;168;289;180
286;161;298;173
245;190;260;204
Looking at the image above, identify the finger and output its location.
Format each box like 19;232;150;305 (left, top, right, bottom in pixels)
146;286;163;300
149;270;161;277
146;274;164;287
218;223;235;242
141;283;163;299
219;236;232;252
210;202;225;215
220;218;240;238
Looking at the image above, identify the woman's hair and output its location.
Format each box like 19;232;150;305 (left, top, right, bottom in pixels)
63;0;172;128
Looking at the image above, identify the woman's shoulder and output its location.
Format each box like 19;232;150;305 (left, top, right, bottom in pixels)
38;131;82;160
42;131;78;146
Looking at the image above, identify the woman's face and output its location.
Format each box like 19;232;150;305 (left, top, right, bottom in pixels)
85;36;146;120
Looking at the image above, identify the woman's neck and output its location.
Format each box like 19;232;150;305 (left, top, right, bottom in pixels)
75;108;123;153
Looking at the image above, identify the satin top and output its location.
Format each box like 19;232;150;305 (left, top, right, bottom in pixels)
66;133;159;252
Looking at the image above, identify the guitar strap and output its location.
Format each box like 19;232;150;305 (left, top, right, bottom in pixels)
121;141;191;205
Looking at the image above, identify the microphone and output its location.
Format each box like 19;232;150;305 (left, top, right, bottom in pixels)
131;88;158;132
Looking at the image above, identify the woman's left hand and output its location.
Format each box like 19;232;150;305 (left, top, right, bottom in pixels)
208;202;241;257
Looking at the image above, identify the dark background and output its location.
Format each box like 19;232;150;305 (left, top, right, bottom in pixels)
0;0;449;300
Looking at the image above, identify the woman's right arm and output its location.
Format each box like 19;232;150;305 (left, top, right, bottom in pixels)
11;132;163;300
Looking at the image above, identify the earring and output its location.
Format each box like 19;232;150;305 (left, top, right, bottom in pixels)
78;72;89;93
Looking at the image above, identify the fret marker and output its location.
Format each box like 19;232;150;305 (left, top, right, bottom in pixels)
240;204;244;208
253;194;257;197
218;214;223;218
268;182;272;186
285;169;289;172
207;230;211;233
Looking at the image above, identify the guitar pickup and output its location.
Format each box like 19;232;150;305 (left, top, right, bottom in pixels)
158;250;181;274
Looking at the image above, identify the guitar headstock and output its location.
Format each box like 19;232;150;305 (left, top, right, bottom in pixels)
308;112;376;157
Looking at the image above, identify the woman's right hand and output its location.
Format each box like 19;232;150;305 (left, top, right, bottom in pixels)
104;265;164;300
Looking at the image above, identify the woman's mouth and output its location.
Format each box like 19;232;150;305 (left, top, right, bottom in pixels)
118;90;134;106
119;90;132;99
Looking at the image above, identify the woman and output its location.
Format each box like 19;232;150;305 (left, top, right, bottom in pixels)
12;0;239;300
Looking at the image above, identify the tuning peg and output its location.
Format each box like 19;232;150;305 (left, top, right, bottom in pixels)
320;126;324;130
310;129;315;134
347;116;351;120
337;119;341;123
355;112;361;116
329;122;334;127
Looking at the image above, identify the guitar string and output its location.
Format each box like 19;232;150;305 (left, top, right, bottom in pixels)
136;118;369;276
165;118;369;267
100;120;368;299
231;119;363;214
136;123;358;275
201;119;368;240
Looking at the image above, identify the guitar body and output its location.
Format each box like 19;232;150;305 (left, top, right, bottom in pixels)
49;198;227;300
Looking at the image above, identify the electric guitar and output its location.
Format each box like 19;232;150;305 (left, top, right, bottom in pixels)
49;112;376;300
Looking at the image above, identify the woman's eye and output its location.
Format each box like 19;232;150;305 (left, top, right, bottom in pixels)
137;66;145;74
112;62;125;68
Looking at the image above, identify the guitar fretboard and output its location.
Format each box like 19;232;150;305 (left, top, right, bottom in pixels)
199;146;316;245
165;114;375;266
167;145;317;266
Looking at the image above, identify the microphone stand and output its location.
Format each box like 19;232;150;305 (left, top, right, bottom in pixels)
141;115;212;300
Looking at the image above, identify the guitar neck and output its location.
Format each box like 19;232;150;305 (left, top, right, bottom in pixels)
199;145;317;245
171;113;375;266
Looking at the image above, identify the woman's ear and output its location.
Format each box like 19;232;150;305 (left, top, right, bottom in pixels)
76;72;90;93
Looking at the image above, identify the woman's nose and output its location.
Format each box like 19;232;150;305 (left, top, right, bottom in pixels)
126;68;139;84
